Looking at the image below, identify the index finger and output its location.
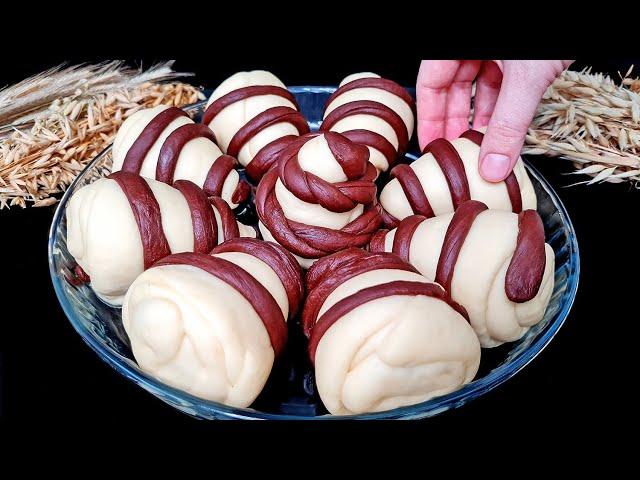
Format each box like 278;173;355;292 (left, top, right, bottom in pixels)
416;60;460;150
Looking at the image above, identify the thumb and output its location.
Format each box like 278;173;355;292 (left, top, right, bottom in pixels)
478;65;548;182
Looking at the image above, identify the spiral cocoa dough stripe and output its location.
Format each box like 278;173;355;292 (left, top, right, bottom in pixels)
111;105;249;209
122;239;304;408
201;71;310;182
303;249;480;415
321;72;415;173
255;132;383;268
379;129;536;226
66;173;255;305
369;201;555;347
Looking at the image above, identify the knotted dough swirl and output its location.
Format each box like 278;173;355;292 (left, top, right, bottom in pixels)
256;132;382;268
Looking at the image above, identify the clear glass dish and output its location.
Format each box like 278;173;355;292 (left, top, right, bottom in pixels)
48;86;580;420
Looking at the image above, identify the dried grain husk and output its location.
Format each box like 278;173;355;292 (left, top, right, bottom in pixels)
523;66;640;186
0;62;205;209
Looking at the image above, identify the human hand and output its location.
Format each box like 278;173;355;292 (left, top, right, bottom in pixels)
416;60;573;182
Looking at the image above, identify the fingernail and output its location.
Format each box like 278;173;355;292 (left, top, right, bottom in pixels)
480;153;511;182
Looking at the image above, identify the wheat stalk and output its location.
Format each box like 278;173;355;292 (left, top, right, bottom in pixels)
0;62;204;209
523;66;640;186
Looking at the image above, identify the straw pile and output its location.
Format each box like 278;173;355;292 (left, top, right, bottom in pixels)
0;61;204;209
524;66;640;186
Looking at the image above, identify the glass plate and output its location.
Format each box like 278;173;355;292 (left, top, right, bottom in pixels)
48;86;580;420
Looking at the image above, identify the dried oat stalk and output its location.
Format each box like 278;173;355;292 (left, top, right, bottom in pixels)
524;66;640;186
0;62;204;209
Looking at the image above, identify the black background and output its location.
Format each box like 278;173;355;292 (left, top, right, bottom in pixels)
0;36;637;451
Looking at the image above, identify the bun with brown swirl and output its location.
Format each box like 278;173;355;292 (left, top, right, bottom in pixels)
255;132;382;268
321;72;415;173
122;238;304;408
379;129;536;226
112;105;249;209
202;71;310;182
66;172;255;305
370;200;555;347
303;248;480;415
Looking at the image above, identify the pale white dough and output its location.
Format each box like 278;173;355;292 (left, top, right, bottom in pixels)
380;209;555;347
66;177;253;306
323;72;415;173
112;105;193;177
212;251;289;320
122;263;274;407
111;106;241;208
379;137;536;222
331;115;400;149
317;268;430;318
315;292;480;415
325;72;414;136
205;70;299;166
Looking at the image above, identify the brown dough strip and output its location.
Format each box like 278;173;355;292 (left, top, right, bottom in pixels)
121;107;188;174
173;180;218;254
201;85;300;127
340;129;398;169
301;248;419;337
505;210;546;302
245;135;298;182
279;132;376;213
423;138;471;209
226;106;309;160
390;164;435;218
325;77;415;113
212;238;304;318
368;229;389;253
156;124;249;204
458;129;522;213
156;123;216;183
308;280;469;363
202;154;245;201
210;196;240;242
108;171;171;269
320;100;409;155
435;200;488;292
391;215;426;263
255;134;382;260
153;252;287;357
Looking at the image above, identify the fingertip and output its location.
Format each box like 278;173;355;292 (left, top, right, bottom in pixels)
479;153;514;182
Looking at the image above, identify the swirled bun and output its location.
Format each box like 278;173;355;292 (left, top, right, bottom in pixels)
112;105;249;208
66;173;254;305
303;248;480;415
202;71;309;182
256;132;382;268
321;72;415;173
379;129;536;226
122;238;304;408
370;201;555;347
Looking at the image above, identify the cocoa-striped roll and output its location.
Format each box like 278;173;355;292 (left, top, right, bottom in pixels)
66;172;255;305
202;71;310;183
303;248;480;415
122;238;304;408
320;73;415;173
370;200;555;347
379;129;536;227
112;105;250;208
